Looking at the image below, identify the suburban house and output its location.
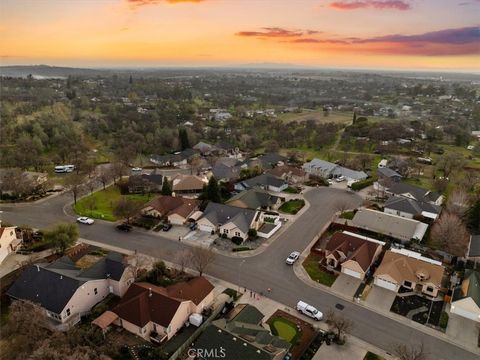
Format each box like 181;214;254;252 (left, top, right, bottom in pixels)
351;208;429;243
373;249;444;297
377;167;403;183
467;235;480;263
451;270;480;322
303;158;367;182
266;165;307;184
256;153;287;169
384;196;441;220
212;158;243;182
0;225;22;264
150;148;197;167
7;253;133;328
226;188;282;210
384;182;443;206
197;202;259;241
140;195;200;225
193;142;222;156
171;174;207;196
192;304;290;360
94;277;214;342
324;231;385;280
234;174;288;193
127;173;163;194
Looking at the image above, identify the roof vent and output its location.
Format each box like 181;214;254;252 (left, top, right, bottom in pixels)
149;288;152;297
257;350;261;354
60;276;63;280
36;265;40;272
217;329;222;333
232;337;236;341
243;343;247;346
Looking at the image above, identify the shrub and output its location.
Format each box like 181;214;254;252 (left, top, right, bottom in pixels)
221;233;228;238
231;236;243;245
248;229;257;238
264;216;276;223
350;178;376;191
232;247;251;252
439;311;449;329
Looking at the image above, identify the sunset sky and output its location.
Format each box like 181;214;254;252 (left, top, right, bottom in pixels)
1;0;479;71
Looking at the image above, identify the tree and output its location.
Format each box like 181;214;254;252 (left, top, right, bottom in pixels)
466;197;480;234
431;178;449;194
392;343;427;360
190;246;216;276
97;167;112;190
202;176;222;203
161;179;173;196
175;249;193;273
430;212;470;256
113;197;143;224
334;199;352;214
178;128;190;150
446;189;470;217
111;161;127;184
326;309;353;343
84;196;97;215
65;173;85;205
126;254;153;280
43;223;79;255
436;152;466;178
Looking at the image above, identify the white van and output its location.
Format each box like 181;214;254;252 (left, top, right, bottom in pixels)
64;165;75;172
296;301;323;320
54;165;67;173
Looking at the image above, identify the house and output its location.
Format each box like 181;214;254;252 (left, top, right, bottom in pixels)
192;304;290;360
193;142;221;156
140;195;200;225
95;277;214;342
373;249;444;297
324;231;385;280
451;270;480;322
197;202;258;241
150;148;197;167
0;225;22;264
127;173;163;194
235;174;288;193
378;159;388;168
384;196;441;220
212;158;243;182
7;253;133;328
256;153;287;169
303;158;367;182
266;165;307;184
226;188;282;210
467;235;480;262
171;174;207;196
351;208;429;243
377;167;402;183
385;182;443;206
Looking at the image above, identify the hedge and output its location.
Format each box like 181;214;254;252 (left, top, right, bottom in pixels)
231;236;243;245
439;311;449;329
350;177;376;191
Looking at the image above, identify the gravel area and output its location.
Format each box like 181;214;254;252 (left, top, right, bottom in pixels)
212;236;266;252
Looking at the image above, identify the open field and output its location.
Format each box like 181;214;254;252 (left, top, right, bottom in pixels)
278;110;354;125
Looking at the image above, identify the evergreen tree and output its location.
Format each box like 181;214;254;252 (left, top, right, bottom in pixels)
352;112;357;124
178;128;190;150
161;179;172;196
129;75;133;84
203;176;221;203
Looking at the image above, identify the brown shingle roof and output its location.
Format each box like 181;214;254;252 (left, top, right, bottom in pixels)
325;232;380;271
166;276;214;305
375;250;444;287
172;175;206;191
266;165;305;178
143;195;199;218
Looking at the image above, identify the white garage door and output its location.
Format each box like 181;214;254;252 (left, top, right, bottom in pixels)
199;224;214;233
452;307;479;322
343;268;362;279
374;277;398;292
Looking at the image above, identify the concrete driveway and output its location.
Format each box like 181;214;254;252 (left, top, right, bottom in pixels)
331;273;362;299
365;286;397;312
446;311;479;350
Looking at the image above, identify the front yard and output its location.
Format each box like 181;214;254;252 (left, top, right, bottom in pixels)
390;294;444;328
302;253;337;287
279;199;305;214
74;185;155;221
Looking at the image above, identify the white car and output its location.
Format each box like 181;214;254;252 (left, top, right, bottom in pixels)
131;167;142;172
335;176;346;182
296;301;323;320
327;179;333;185
286;251;300;265
77;217;94;225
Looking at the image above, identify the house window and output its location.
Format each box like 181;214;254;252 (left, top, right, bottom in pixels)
426;286;434;293
94;288;98;295
66;308;71;317
235;232;241;237
223;229;229;234
404;281;412;288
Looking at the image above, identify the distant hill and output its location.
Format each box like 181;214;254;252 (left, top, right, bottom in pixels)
0;65;109;78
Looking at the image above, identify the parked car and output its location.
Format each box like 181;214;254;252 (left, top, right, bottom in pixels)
116;223;132;232
189;222;197;231
77;217;94;225
286;251;300;265
163;223;172;231
335;176;346;182
131;167;142;172
327;179;333;185
296;301;323;320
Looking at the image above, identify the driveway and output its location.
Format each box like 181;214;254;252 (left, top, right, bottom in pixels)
331;273;362;299
446;311;479;350
182;230;216;248
365;286;397;312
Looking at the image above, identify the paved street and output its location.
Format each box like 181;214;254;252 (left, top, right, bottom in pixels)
0;188;478;359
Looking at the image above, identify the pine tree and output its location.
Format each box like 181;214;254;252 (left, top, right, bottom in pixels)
179;128;190;150
352;112;357;124
161;179;172;196
205;176;221;203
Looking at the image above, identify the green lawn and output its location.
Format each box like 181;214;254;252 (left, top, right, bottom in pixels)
269;317;301;343
74;185;155;221
279;199;305;214
364;352;385;360
302;253;337;287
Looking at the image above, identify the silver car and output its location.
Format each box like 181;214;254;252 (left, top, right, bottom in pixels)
77;217;94;225
286;251;300;265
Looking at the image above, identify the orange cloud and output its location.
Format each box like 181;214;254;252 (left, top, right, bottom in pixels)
127;0;205;6
329;1;411;11
236;27;319;39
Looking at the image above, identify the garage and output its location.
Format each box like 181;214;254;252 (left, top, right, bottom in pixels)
342;267;362;279
451;298;480;322
198;223;214;233
374;277;399;292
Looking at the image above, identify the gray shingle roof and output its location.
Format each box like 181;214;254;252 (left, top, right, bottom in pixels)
385;196;441;216
201;203;256;233
378;167;402;179
238;174;286;189
226;188;279;210
469;235;480;257
387;182;441;203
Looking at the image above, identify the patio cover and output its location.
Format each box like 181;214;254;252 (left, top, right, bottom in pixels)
92;310;118;330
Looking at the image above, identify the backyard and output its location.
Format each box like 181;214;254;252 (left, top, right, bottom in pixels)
74;185;155;221
279;199;305;214
302;253;337;287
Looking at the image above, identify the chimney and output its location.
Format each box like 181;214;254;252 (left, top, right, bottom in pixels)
60;276;63;280
149;288;152;297
36;265;40;272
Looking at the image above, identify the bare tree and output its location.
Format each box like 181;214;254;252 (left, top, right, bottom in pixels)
111;161;127;184
85;178;98;195
334;199;352;214
97;167;112;190
392;343;428;360
436;152;466;178
113;197;143;224
126;254;153;280
446;189;470;217
84;196;97;216
326;309;354;343
65;173;85;205
190;246;216;276
430;212;470;256
175;249;194;273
